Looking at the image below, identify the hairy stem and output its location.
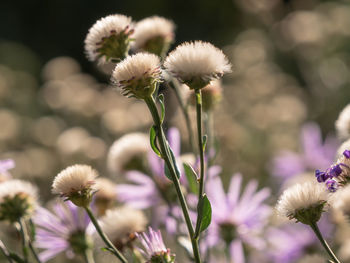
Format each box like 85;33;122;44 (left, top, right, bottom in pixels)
144;96;201;263
84;207;127;263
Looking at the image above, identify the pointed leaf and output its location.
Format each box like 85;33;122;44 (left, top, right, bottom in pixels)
150;126;162;157
158;94;165;124
202;135;208;152
164;144;181;180
183;163;198;194
197;195;212;234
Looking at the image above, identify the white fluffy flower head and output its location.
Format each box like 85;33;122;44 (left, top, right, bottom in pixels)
0;179;38;222
336;104;350;141
111;53;162;99
85;14;133;63
107;133;149;175
52;164;98;207
164;41;231;89
132;16;175;56
100;206;147;249
276;181;328;224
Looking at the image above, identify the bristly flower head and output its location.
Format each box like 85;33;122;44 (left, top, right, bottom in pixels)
276;181;329;225
132;16;175;57
52;164;98;207
336;104;350;141
111;53;162;99
0;179;38;222
84;14;134;64
136;227;175;263
164;41;231;90
99;206;147;251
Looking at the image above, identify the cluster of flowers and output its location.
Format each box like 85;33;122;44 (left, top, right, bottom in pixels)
3;10;350;263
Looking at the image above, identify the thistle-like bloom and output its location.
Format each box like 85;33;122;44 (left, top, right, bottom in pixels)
52;164;98;207
107;133;149;175
0;159;15;182
136;227;175;263
205;173;271;263
34;201;93;262
335;104;350;140
164;41;231;90
111;53;162;99
99;206;147;250
85;14;134;63
0;179;38;222
132;16;175;57
276;181;328;225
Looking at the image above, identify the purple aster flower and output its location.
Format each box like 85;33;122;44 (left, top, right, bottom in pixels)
33;200;94;262
0;159;15;181
271;122;338;181
204;173;271;263
136;227;175;263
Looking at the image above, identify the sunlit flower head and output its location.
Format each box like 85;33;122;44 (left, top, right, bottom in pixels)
136;227;175;263
332;185;350;221
336;104;350;141
99;206;147;250
276;181;328;225
34;200;93;262
107;132;149;175
164;41;231;89
132;16;175;57
111;53;162;99
52;164;98;207
0;179;38;222
84;14;133;63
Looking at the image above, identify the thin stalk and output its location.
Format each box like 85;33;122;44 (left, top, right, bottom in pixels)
83;249;95;263
309;221;341;263
84;207;127;263
18;218;29;263
194;89;205;238
144;96;201;263
167;81;195;153
28;242;41;263
0;239;13;263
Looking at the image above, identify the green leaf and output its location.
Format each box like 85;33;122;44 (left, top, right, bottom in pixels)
202;135;208;152
158;94;165;124
183;163;198;194
150;126;162;157
164;144;181;180
197;195;212;234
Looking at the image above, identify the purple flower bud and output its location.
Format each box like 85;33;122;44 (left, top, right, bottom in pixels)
315;170;328;182
326;179;338;192
343;150;350;159
329;164;342;178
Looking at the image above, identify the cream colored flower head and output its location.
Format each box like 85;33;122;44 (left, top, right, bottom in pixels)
99;206;147;248
111;53;162;99
333;185;350;221
52;164;98;207
94;178;117;216
336;104;350;141
107;133;149;175
84;14;134;64
132;16;175;57
164;41;231;90
276;181;329;225
0;179;38;222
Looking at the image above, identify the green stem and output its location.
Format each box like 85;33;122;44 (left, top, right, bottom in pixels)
167;81;196;154
194;89;206;238
84;207;128;263
18;218;29;263
309;221;341;263
83;249;95;263
144;96;201;263
0;239;13;263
